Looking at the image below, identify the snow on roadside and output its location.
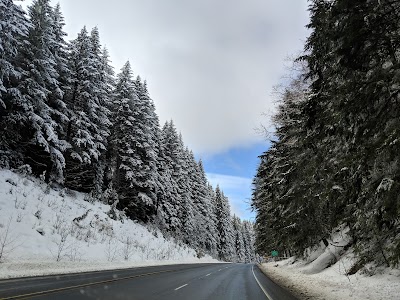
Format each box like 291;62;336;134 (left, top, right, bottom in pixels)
259;229;400;300
0;257;219;280
0;169;220;279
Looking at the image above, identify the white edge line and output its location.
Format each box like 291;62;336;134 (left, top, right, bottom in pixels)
174;283;188;291
252;265;273;300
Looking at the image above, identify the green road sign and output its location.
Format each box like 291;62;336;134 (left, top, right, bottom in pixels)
271;250;279;257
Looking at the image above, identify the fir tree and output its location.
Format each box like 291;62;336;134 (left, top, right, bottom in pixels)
0;0;31;168
64;26;110;191
232;215;245;262
108;61;138;216
215;185;235;261
11;0;69;183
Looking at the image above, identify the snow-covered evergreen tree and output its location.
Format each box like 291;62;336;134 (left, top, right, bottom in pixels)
124;76;159;221
214;185;235;261
158;121;185;232
153;127;181;233
108;61;138;215
64;26;110;191
0;1;255;263
48;2;70;120
253;0;400;267
232;215;245;262
0;0;31;168
242;220;256;263
194;159;218;256
8;0;70;183
89;27;113;196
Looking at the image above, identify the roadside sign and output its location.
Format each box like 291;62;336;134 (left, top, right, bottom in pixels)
271;250;278;257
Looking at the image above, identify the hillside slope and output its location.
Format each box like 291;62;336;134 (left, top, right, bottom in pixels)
0;169;218;279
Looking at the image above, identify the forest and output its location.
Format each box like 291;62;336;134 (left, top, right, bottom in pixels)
252;0;400;269
0;0;256;263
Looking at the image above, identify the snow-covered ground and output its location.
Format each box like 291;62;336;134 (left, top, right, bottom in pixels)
259;228;400;300
0;169;219;279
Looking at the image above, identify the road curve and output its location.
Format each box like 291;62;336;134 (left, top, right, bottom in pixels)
0;263;297;300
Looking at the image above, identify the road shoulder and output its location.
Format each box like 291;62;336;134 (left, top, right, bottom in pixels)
257;263;321;300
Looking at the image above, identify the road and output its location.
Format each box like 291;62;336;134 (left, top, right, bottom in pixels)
0;263;297;300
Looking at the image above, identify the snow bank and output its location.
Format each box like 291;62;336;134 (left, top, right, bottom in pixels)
259;228;400;300
0;169;219;279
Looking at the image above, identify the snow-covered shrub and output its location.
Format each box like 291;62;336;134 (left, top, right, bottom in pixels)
84;192;96;204
0;216;21;262
50;223;72;262
105;236;118;262
15;165;32;176
120;236;138;261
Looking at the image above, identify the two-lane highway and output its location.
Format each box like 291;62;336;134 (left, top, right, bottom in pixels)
0;263;297;300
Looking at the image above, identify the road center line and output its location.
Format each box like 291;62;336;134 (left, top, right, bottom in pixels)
218;269;222;271
252;265;273;300
174;284;188;291
205;273;211;277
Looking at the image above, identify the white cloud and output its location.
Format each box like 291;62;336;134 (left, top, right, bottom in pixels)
207;173;252;190
19;0;310;155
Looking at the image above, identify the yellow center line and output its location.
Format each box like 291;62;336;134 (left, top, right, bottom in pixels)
1;269;178;300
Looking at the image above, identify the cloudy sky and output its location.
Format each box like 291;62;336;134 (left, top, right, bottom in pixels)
21;0;310;220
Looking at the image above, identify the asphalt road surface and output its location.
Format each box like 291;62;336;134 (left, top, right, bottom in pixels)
0;263;297;300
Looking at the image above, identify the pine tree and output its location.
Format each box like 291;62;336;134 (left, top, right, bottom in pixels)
232;215;245;262
252;60;316;256
153;126;182;233
108;61;138;215
206;183;219;257
48;2;70;122
253;0;400;267
9;0;70;183
159;121;185;232
194;159;218;255
242;220;256;263
0;1;256;263
124;76;159;221
215;185;235;261
0;0;31;168
89;28;113;196
64;26;110;191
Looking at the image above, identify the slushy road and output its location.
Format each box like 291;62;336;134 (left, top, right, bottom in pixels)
0;263;297;299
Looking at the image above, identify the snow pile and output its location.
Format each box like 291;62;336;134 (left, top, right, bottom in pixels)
0;169;218;279
260;227;400;300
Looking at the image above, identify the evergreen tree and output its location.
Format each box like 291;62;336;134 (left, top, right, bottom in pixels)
232;215;245;262
124;76;159;221
0;1;255;263
253;0;400;267
242;220;256;263
215;185;235;261
89;28;113;196
64;26;109;191
195;159;218;256
10;0;70;183
153;126;182;233
159;121;185;231
0;0;31;168
108;61;138;215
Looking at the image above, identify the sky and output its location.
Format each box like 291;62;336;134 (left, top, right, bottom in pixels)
20;0;310;220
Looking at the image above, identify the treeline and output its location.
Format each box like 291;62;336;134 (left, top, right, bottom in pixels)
0;0;256;262
252;0;400;268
